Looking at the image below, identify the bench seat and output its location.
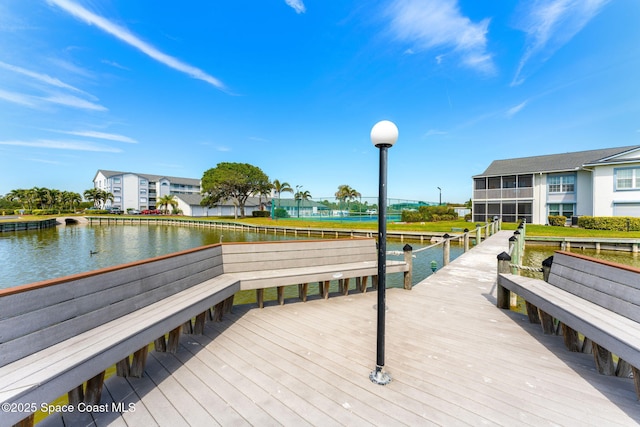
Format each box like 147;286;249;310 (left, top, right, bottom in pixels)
0;274;239;426
497;273;640;369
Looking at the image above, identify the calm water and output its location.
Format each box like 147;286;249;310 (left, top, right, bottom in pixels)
0;223;462;290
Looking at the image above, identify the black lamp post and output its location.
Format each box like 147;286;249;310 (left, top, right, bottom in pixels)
369;120;398;385
437;186;442;205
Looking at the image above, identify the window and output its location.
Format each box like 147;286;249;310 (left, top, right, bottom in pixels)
474;178;486;190
548;175;575;193
502;176;517;189
140;179;147;186
113;187;121;193
140;197;147;203
518;175;532;188
488;177;501;189
548;203;574;217
140;189;147;195
615;168;640;190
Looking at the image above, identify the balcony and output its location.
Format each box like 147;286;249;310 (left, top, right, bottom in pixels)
473;187;533;200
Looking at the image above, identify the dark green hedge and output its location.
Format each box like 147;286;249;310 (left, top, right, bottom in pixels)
577;216;640;231
252;210;270;218
547;215;566;226
401;205;458;223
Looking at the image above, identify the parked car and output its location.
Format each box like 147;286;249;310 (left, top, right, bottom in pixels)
141;209;161;215
128;209;141;215
107;208;123;215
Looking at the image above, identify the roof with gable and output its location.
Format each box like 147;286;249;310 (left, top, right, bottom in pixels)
94;170;200;187
474;145;640;177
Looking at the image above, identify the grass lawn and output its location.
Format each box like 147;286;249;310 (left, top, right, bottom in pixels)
4;214;640;238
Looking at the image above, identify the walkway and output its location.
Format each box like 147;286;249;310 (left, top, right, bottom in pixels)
41;231;639;426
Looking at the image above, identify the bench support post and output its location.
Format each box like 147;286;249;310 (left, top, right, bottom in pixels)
616;359;633;378
194;311;207;334
116;356;131;376
154;335;167;352
167;326;181;353
561;323;581;352
298;283;308;301
592;342;615;375
256;289;264;308
632;366;640;400
277;286;285;305
538;309;556;335
130;345;149;378
85;371;105;404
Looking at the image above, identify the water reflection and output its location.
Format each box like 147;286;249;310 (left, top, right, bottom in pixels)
0;223;463;289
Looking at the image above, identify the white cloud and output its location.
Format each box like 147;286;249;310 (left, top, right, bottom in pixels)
42;93;107;111
54;130;138;143
47;0;226;91
285;0;306;14
386;0;495;74
506;101;528;118
0;139;122;152
0;61;87;94
511;0;611;86
0;88;37;107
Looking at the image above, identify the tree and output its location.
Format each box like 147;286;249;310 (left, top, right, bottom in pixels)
334;184;361;215
294;189;312;218
201;162;270;218
272;179;293;207
157;194;178;214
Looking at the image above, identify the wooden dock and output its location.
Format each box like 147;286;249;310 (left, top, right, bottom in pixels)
39;231;639;426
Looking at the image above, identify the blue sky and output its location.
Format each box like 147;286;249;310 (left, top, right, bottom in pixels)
1;0;639;204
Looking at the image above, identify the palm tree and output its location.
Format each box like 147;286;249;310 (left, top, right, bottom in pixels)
334;185;361;216
157;194;177;214
272;180;293;207
294;190;312;218
83;188;101;208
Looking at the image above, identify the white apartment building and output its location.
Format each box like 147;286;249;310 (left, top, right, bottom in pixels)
93;170;201;212
472;145;640;224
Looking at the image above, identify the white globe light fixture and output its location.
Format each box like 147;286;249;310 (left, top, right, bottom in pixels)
370;120;398;148
369;120;398;386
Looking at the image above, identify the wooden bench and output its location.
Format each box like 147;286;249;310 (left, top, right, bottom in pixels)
221;238;411;307
497;251;640;399
0;244;239;427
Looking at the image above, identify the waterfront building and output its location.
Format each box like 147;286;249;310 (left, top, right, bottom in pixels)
93;170;271;217
93;170;201;212
472;145;640;224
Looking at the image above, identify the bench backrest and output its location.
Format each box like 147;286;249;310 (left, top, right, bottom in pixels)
221;238;377;273
548;251;640;323
0;244;223;367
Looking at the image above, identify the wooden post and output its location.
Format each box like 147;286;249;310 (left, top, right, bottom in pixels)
463;229;470;252
154;335;167;352
443;234;451;266
84;371;105;404
194;311;207;334
277;286;285;305
561;323;581;352
116;357;131;376
130;346;149;378
496;252;511;309
298;283;308;301
403;244;413;290
256;289;264;308
476;225;482;246
538;309;556;334
592;342;615;375
167;326;181;353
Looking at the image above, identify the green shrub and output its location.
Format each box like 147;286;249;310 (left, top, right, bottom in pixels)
252;210;270;218
578;216;640;231
401;210;422;222
402;206;458;223
547;215;566;226
274;207;289;218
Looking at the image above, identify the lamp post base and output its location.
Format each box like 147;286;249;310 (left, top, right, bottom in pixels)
369;366;391;385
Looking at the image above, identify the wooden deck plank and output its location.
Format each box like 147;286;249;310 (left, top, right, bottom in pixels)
89;231;640;426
